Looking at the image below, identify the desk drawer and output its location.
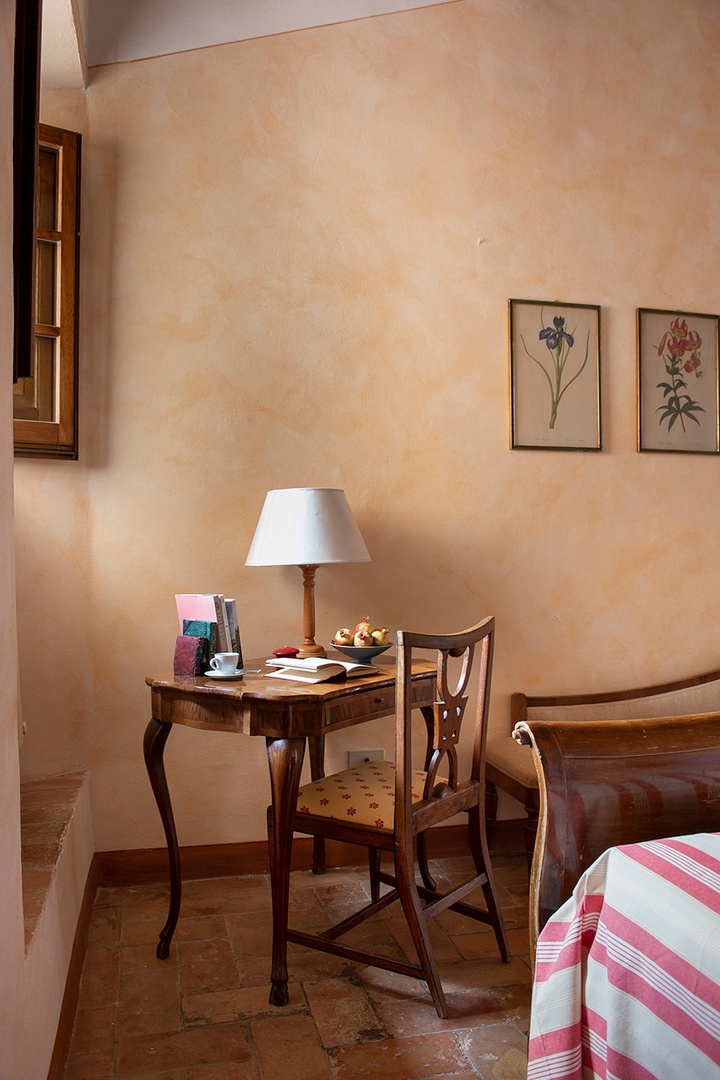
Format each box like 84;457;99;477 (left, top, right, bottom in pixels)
324;679;431;731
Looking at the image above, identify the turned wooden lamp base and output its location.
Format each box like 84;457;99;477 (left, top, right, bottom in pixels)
296;564;327;658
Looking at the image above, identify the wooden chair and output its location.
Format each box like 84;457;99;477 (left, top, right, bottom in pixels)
271;617;510;1018
486;667;720;868
513;712;720;958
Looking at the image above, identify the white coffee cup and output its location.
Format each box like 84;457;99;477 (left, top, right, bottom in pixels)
210;652;240;674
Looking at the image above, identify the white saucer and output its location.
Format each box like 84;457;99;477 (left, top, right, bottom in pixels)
204;669;244;680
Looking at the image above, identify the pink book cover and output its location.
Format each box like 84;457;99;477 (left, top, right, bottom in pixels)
175;594;219;632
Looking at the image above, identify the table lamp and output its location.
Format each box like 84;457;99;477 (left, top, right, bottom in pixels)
245;488;371;658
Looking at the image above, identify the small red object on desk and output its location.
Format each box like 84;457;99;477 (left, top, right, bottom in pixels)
273;646;299;658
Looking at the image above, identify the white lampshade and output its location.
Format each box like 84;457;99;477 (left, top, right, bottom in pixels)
246;488;371;567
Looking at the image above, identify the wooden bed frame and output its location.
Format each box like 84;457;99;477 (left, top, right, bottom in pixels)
513;711;720;954
485;666;720;867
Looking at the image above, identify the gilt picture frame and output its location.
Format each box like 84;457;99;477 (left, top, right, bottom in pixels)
637;308;720;454
509;299;601;451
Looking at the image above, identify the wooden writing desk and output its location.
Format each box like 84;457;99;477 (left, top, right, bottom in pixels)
144;657;437;1005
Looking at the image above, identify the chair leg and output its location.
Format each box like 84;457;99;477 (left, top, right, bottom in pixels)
369;847;381;903
394;844;448;1018
416;832;436;891
467;805;509;962
484;780;498;851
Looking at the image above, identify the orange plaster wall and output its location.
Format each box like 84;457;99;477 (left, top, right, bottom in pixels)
14;0;720;850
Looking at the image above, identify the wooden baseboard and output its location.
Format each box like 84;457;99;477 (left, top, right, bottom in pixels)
46;858;99;1080
94;819;526;886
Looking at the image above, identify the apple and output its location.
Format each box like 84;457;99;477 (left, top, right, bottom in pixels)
333;628;354;645
354;629;373;647
371;626;389;646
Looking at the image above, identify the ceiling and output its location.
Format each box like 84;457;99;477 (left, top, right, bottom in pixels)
41;0;459;91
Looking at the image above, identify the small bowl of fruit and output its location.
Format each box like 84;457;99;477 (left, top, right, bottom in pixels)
331;618;392;663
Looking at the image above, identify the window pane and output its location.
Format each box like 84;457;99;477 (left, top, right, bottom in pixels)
38;146;59;230
35;335;56;421
12;336;56;422
35;238;57;326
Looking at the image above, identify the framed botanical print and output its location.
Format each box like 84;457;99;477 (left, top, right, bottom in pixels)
638;308;720;454
509;299;601;451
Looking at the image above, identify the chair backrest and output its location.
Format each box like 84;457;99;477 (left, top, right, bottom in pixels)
514;712;720;953
394;617;494;838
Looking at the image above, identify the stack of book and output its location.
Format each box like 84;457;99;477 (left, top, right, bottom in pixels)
173;593;243;675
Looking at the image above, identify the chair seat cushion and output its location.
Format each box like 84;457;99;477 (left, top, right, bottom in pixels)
486;736;538;790
296;759;444;830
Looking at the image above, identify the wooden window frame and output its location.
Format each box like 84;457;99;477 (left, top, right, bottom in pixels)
14;123;81;459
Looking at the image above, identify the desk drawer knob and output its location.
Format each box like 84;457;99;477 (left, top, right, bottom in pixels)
374;696;385;705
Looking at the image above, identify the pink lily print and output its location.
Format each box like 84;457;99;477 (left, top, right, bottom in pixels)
655;317;704;432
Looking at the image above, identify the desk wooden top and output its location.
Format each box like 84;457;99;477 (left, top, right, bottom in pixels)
146;657;437;739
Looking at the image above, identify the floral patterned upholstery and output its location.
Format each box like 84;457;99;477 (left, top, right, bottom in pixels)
296;759;445;831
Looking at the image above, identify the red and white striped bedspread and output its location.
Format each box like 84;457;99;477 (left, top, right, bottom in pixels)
527;832;720;1079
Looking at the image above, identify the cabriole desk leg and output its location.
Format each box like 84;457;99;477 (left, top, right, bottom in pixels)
266;735;306;1007
143;718;181;960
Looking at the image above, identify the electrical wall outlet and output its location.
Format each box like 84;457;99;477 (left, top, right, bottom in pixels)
348;749;384;768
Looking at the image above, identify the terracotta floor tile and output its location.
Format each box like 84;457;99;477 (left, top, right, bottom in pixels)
181;876;270;916
227;955;274;989
115;1024;253;1073
121;942;172;976
285;942;352;981
119;913;174;948
89;905;123;948
64;1052;116;1079
460;1022;528;1079
423;1074;482;1080
331;1030;470;1078
251;1015;333;1080
177;937;241;995
434;905;491;937
452;924;528;960
286;888;329;928
64;848;532;1079
303;976;385;1047
386;914;463;964
117;895;179;924
289;867;366;893
375;985;508;1037
183;983;305;1026
188;1065;261;1080
496;867;531;891
340;914;406;957
488;983;532;1034
176;915;230;943
115;1071;186;1080
437;955;532;992
225;912;273;959
68;1004;117;1059
357;964;436;1006
117;968;183;1037
79;947;121;1007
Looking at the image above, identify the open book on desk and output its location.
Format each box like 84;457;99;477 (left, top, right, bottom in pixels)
265;657;379;684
